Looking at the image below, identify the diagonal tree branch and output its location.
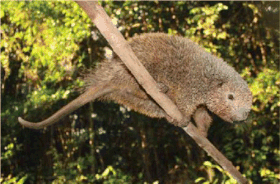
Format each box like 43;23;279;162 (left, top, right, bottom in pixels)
76;1;185;126
75;1;248;184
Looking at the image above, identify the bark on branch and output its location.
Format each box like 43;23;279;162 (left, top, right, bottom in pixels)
75;1;248;184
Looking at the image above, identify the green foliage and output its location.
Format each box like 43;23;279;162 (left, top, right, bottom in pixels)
1;1;279;183
188;3;229;51
0;175;28;184
250;69;280;112
195;161;239;184
195;160;280;184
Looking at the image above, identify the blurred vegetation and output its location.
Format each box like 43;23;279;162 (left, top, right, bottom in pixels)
1;1;279;183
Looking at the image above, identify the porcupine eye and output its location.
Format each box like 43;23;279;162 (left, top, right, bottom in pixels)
228;94;234;100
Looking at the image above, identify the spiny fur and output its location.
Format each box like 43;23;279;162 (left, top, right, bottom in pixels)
19;33;252;136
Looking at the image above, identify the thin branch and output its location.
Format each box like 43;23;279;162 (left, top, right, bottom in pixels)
76;1;185;126
75;1;249;184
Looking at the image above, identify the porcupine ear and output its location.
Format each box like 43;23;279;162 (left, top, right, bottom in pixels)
216;80;224;87
203;60;226;88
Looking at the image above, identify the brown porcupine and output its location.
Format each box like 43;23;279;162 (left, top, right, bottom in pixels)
18;33;252;136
